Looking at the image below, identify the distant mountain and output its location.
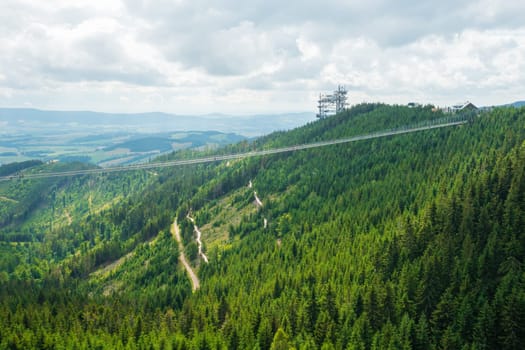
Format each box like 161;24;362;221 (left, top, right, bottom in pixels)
510;100;525;108
0;108;315;136
486;101;525;108
0;107;309;165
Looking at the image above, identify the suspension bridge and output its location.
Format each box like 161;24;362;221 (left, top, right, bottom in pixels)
0;116;470;182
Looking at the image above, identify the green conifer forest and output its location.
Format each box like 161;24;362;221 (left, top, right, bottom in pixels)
0;104;524;349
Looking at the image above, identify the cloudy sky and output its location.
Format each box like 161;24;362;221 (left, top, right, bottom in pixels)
1;0;524;114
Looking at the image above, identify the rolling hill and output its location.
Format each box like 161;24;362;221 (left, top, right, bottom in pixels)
0;108;315;136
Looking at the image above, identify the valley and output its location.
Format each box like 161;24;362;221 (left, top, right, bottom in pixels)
0;108;316;167
0;129;246;167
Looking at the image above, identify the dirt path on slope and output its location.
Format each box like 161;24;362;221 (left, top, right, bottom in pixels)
187;215;209;263
171;218;200;291
0;196;17;203
254;191;263;208
253;188;268;228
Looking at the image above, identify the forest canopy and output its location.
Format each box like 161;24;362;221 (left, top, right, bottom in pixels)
0;104;524;349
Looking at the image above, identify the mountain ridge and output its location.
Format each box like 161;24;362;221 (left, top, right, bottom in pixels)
0;104;524;349
0;107;315;136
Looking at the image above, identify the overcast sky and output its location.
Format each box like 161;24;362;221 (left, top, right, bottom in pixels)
1;0;524;114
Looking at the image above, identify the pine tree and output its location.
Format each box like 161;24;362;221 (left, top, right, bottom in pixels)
270;328;293;350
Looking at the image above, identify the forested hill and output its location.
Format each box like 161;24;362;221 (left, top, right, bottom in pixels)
0;104;524;349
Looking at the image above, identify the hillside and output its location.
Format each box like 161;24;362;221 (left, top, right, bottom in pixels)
0;104;524;349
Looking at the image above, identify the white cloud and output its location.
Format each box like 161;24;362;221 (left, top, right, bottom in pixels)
296;36;321;62
0;0;524;113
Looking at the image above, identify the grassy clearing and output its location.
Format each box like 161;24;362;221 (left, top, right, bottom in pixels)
199;187;258;251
